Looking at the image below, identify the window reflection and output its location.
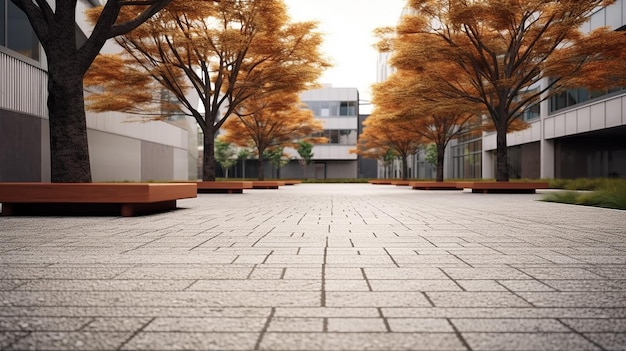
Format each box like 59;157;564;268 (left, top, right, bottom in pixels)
3;0;40;61
452;137;482;179
311;130;358;145
550;87;623;113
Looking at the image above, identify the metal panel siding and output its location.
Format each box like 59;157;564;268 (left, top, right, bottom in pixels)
0;52;47;118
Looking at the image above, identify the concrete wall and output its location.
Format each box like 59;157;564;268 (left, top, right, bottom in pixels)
0;110;41;181
1;108;193;182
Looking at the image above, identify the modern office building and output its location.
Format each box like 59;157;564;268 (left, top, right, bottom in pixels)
279;85;360;179
377;1;626;180
0;0;197;182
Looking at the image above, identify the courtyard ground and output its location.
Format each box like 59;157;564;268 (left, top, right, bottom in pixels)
1;183;625;350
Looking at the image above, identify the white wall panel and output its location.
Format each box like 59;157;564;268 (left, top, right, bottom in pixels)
607;0;623;29
531;121;541;140
623;95;626;125
507;121;540;147
322;117;358;129
576;107;591;133
565;111;578;135
86;113;188;149
173;148;189;181
312;145;357;160
605;98;622;128
590;7;606;30
88;130;142;181
590;103;606;130
554;114;566;137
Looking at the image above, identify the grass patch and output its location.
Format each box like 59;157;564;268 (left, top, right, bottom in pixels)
547;178;614;191
542;179;626;210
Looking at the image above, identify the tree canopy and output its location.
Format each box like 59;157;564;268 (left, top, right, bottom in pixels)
385;0;626;181
368;66;480;181
220;92;326;180
85;0;329;181
354;111;425;181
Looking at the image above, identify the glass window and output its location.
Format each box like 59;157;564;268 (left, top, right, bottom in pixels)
1;0;5;46
7;1;39;60
339;101;357;116
523;103;540;121
339;130;357;145
328;101;339;116
329;130;339;143
319;101;330;117
452;136;482;179
550;86;626;113
303;101;321;117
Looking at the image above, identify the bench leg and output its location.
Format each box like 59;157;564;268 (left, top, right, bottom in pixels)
1;203;16;216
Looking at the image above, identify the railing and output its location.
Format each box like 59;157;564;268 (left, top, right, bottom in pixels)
0;51;48;118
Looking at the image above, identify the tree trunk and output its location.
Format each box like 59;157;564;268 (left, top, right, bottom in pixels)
495;123;509;181
436;143;445;182
47;64;92;183
202;130;216;181
401;155;408;180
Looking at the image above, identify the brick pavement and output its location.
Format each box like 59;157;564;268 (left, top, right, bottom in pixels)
0;183;625;350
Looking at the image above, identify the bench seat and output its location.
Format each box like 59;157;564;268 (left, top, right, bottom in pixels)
368;180;394;185
251;181;285;189
282;180;303;185
456;181;549;194
409;181;460;190
0;182;197;217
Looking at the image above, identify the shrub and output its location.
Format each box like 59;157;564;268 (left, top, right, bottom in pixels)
541;178;626;210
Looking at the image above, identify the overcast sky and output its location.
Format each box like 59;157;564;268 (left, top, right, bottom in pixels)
283;0;406;112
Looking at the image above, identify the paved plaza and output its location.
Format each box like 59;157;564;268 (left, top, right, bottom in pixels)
1;183;625;350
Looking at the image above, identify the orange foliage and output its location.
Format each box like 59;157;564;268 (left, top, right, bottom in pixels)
389;0;626;181
220;92;326;180
84;0;329;180
221;93;326;155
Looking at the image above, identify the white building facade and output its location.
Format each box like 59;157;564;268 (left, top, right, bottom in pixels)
0;0;197;182
279;85;360;179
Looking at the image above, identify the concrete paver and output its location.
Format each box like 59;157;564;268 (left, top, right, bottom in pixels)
1;183;625;350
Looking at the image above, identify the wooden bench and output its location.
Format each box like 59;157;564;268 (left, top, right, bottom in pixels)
391;180;411;186
455;181;550;194
196;181;253;194
409;181;460;190
0;182;197;217
282;180;303;186
251;181;285;189
368;179;394;185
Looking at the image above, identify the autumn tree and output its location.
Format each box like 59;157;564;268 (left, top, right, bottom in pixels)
354;114;424;180
11;0;173;182
390;0;626;181
371;70;479;182
85;0;329;181
220;93;326;180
